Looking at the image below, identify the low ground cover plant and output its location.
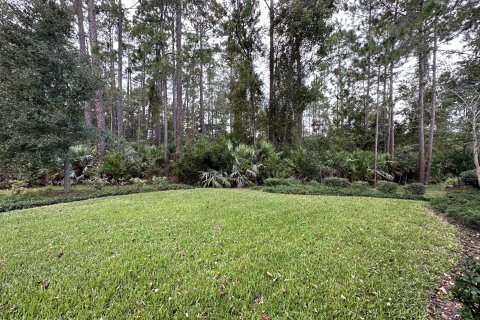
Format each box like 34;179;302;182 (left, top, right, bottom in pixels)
261;182;426;200
460;170;480;188
430;190;480;227
0;183;190;213
323;177;350;188
404;183;427;196
453;255;480;319
377;181;398;193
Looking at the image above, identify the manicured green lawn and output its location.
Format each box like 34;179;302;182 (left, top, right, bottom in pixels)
0;189;457;319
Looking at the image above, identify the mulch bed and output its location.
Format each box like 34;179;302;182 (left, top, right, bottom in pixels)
428;211;480;319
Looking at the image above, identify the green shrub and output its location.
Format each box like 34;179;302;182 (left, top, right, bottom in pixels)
140;145;166;167
132;178;147;190
263;178;299;187
352;181;371;191
100;153;127;180
430;192;480;227
86;176;109;190
255;140;291;180
453;255;480;319
445;177;460;186
377;181;398;193
290;148;322;180
9;180;28;195
403;183;426;196
261;183;426;200
150;176;168;187
175;136;233;184
460;170;480;188
200;169;231;188
323;177;350;188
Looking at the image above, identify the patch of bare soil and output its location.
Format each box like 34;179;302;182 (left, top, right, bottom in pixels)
428;212;480;319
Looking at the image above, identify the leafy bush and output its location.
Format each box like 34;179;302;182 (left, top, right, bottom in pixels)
290;148;337;181
453;255;480;319
261;183;426;200
323;177;350;188
352;181;371;191
132;178;147;190
403;183;426;196
86;176;109;190
175;136;233;184
377;181;398;193
150;176;168;187
255;140;291;179
460;170;479;188
140;145;165;167
200;169;231;188
9;180;28;195
69;144;93;177
100;153;127;180
99;146;142;181
431;192;480;227
445;177;460;186
263;178;299;187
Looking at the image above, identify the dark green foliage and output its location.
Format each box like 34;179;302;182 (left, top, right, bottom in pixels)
261;183;426;201
290;148;324;180
99;147;141;181
175;136;233;184
453;255;480;319
100;153;127;180
263;178;299;187
0;0;96;178
199;169;231;188
431;191;480;227
377;181;398;194
404;183;427;196
0;184;191;213
324;177;350;188
460;170;480;188
255;140;291;180
140;145;166;168
352;181;371;191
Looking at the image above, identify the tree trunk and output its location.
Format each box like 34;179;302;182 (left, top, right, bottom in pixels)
417;6;426;184
172;25;177;153
163;75;168;160
175;0;183;159
117;0;124;138
138;56;146;151
126;48;131;138
364;2;372;134
426;16;437;184
268;0;275;141
386;0;398;159
473;108;480;187
87;0;106;157
75;0;93;127
381;64;387;152
64;158;72;193
199;24;205;134
109;30;116;135
374;65;381;187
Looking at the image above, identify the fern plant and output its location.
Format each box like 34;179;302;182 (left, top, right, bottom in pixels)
200;169;231;188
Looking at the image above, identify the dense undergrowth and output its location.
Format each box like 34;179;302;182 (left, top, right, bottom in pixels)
259;179;428;201
430;190;480;228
